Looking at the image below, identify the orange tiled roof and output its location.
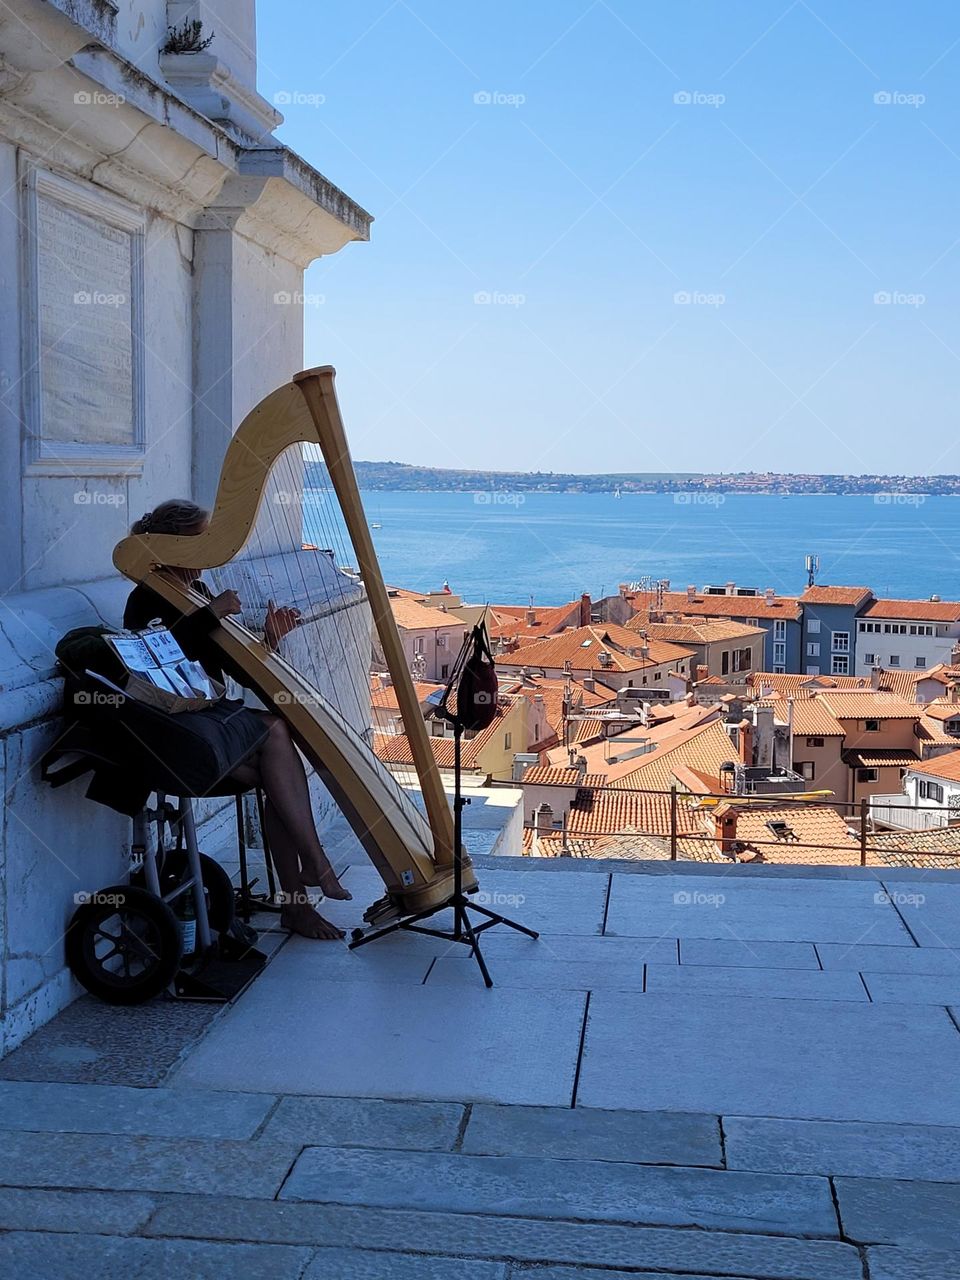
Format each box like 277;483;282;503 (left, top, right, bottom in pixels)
624;616;764;642
843;749;920;768
815;691;923;720
520;766;608;788
609;719;738;792
906;749;960;783
709;803;861;867
918;699;960;722
777;699;844;737
800;585;874;606
373;714;505;770
370;680;443;711
628;590;801;622
488;602;582;644
863;598;960;622
749;672;870;696
868;828;960;869
496;624;693;675
389;597;466;631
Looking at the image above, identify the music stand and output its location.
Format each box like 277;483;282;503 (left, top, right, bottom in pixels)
349;624;539;986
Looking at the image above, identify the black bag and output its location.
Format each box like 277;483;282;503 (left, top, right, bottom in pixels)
455;622;499;731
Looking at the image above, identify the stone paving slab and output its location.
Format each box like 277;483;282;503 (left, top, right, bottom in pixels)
724;1116;960;1181
645;963;868;1001
0;1130;299;1198
835;1176;960;1247
865;1245;960;1280
862;972;960;1005
446;934;679;965
678;938;820;969
0;1080;275;1139
0;1187;155;1233
303;1251;507;1278
144;1197;864;1279
578;994;960;1123
880;881;960;948
279;1147;838;1236
427;956;646;991
521;1271;763;1280
172;967;587;1105
0;996;217;1086
259;1096;463;1150
0;1232;313;1280
462;1104;721;1166
816;943;960;974
605;875;912;945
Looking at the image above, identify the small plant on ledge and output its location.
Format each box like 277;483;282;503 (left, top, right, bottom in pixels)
162;18;215;55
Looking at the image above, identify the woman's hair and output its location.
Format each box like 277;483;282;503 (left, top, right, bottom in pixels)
131;499;208;536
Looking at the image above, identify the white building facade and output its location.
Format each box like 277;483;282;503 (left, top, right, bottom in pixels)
0;1;371;1053
856;601;960;675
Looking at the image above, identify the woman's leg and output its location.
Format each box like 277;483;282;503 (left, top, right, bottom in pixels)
229;760;345;941
252;716;351;900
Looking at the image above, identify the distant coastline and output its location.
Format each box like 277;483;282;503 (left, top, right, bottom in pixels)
331;461;960;498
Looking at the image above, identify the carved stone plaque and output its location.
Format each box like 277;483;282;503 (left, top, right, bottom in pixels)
36;194;135;448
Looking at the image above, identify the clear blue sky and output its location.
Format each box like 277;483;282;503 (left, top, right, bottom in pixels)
258;1;960;476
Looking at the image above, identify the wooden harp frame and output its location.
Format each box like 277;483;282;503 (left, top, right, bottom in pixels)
114;367;472;916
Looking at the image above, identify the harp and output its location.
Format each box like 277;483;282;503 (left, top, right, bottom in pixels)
113;367;476;924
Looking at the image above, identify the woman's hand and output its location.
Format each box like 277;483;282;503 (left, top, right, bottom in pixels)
265;599;301;649
210;589;242;619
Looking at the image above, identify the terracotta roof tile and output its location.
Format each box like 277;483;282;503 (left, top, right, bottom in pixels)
863;598;960;622
907;750;960;784
389;597;466;630
628;591;801;622
496;624;693;675
800;585;874;606
816;692;923;720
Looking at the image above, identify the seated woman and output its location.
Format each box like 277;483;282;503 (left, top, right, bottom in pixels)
123;498;351;941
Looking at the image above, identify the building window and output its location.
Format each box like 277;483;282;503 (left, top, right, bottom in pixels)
413;636;425;655
773;664;786;674
889;654;900;666
440;664;449;679
806;736;825;747
831;655;849;674
504;732;512;750
721;651;729;675
864;719;880;732
832;631;849;652
863;652;876;665
857;768;879;783
805;665;820;675
916;657;926;668
773;641;786;665
919;780;944;803
654;671;661;680
799;761;816;781
808;619;821;634
806;642;820;658
774;620;786;640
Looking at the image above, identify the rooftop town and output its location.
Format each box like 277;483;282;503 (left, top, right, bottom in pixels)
374;580;960;871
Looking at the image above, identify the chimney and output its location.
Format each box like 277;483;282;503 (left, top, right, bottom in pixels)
686;584;697;601
574;754;588;777
695;664;709;682
526;607;537;626
764;587;775;605
951;683;960;704
536;802;554;835
582;675;595;692
725;581;736;594
871;666;882;690
714;805;739;856
580;592;591;626
738;718;753;766
640;644;650;660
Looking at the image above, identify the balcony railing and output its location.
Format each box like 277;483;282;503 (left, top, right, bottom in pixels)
521;786;960;866
868;794;948;832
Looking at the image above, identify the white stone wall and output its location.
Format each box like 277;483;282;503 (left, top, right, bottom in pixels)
0;0;370;1055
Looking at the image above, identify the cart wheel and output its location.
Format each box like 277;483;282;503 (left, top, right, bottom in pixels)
137;852;236;933
65;885;181;1005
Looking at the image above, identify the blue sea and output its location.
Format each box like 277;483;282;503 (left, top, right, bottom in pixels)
350;491;960;605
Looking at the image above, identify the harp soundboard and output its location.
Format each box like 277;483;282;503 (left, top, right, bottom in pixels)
113;367;476;923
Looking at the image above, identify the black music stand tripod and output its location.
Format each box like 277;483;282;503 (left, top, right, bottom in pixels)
349;630;539;986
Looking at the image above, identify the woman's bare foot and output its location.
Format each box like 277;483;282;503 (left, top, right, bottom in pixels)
280;901;345;940
299;849;352;900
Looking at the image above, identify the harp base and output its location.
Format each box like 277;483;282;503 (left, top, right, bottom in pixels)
349;718;539;987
